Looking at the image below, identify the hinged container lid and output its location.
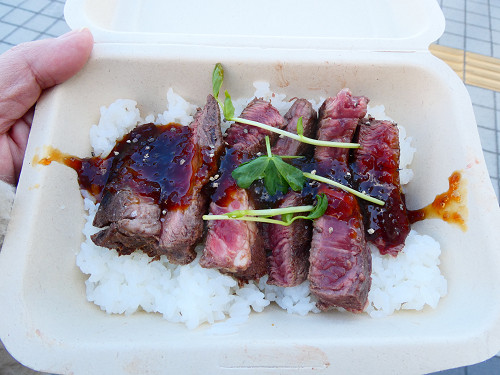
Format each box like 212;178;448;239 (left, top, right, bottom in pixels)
64;0;445;51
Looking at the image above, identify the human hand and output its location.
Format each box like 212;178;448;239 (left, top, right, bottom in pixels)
0;28;93;185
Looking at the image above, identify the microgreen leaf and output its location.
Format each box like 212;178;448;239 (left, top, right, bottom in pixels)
212;63;224;99
272;157;306;192
296;116;303;137
282;194;328;225
231;157;269;189
263;160;289;195
231;136;305;196
224;90;235;120
305;193;328;219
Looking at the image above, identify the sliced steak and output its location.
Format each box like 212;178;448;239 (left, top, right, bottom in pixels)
159;95;223;264
308;89;371;313
266;99;317;287
308;186;370;312
315;89;369;181
91;95;223;263
271;98;317;156
225;98;285;153
266;191;313;287
92;189;161;256
200;98;285;280
352;119;410;256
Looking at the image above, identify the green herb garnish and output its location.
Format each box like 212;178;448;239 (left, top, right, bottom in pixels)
230;136;384;206
212;63;360;149
231;136;305;196
203;194;328;226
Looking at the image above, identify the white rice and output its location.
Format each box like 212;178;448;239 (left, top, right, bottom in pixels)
76;85;447;330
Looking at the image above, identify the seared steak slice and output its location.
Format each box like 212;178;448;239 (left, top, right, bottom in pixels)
271;98;317;156
92;189;161;256
309;186;370;312
200;99;285;280
352;119;410;256
266;191;312;287
266;99;317;287
315;89;369;181
225;98;285;153
159;95;223;264
308;89;371;312
201;185;265;279
91;95;223;263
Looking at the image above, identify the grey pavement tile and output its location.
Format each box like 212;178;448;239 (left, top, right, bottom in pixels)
1;7;33;25
0;3;11;17
40;1;64;17
442;0;465;11
491;5;500;20
466;37;492;55
429;366;465;375
483;150;499;179
3;26;38;44
467;12;490;27
438;32;465;49
492;30;500;44
44;19;69;37
468;355;500;374
19;0;52;13
467;85;495;108
0;41;11;54
491;17;500;31
466;24;491;42
0;21;15;39
473;106;495;129
0;0;25;6
468;2;490;16
493;43;500;58
442;6;465;22
477;127;498;153
24;13;57;33
446;19;465;36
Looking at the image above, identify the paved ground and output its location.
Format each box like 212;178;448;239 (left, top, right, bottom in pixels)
0;0;498;374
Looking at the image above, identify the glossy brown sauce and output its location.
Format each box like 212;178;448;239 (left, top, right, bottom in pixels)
33;123;199;211
408;171;468;231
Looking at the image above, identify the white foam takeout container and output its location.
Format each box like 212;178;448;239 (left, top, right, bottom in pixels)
1;0;500;374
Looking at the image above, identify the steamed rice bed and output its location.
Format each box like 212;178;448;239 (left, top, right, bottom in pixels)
76;83;447;331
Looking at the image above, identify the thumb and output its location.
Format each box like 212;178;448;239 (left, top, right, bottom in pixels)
0;28;94;133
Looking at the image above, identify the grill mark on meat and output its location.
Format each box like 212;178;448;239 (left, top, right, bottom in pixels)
308;89;371;312
201;98;285;280
352;119;410;256
91;95;223;263
266;99;317;287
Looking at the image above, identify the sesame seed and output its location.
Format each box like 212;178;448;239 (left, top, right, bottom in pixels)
367;228;375;234
180;159;185;165
311;170;316;175
114;151;119;156
328;227;333;234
